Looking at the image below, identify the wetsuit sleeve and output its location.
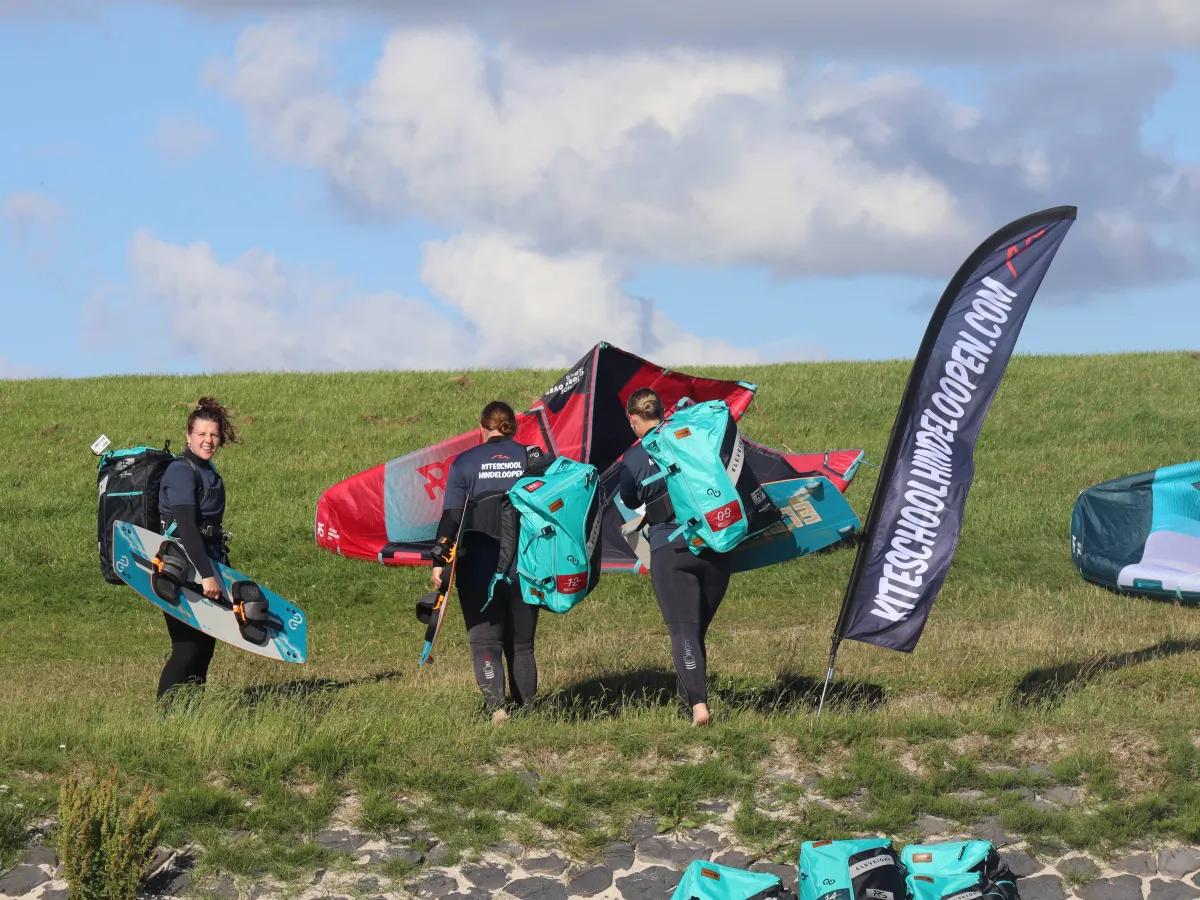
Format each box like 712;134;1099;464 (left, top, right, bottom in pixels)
172;505;215;579
434;508;463;543
435;456;471;543
619;459;644;512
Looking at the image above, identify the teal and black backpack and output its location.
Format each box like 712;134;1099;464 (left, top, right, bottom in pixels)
640;399;781;554
96;441;177;584
670;860;787;900
901;841;1017;900
492;456;604;613
798;838;907;900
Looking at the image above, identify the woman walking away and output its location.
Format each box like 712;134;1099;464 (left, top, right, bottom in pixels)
619;388;732;727
431;401;549;724
157;397;239;701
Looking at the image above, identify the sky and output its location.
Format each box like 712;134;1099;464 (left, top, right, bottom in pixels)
1;1;1198;379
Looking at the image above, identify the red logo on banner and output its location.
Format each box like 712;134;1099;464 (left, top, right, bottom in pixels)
1006;228;1047;277
416;461;450;500
705;500;743;531
556;573;586;594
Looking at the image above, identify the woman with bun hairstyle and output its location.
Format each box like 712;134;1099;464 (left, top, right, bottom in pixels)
431;401;550;723
619;388;732;727
156;397;239;700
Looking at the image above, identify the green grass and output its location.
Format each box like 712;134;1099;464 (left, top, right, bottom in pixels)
3;353;1200;878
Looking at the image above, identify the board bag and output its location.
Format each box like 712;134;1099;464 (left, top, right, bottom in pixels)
798;838;907;900
492;456;604;613
97;441;177;584
901;841;1018;900
671;860;787;900
641;399;781;554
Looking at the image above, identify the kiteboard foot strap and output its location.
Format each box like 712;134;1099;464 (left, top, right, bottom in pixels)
230;580;270;645
150;540;190;605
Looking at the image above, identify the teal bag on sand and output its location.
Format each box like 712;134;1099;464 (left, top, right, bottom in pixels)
798;838;907;900
670;860;786;900
901;841;1018;900
907;873;989;900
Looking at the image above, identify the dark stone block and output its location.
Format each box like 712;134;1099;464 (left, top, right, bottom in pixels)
602;842;635;871
313;829;368;853
1017;875;1065;900
615;867;682;900
504;877;568;900
1000;851;1042;878
463;865;510;890
0;866;50;897
568;867;613;897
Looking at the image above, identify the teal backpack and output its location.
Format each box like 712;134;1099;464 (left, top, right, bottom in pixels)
640;400;781;554
491;456;604;613
670;860;785;900
901;842;1017;900
798;838;907;900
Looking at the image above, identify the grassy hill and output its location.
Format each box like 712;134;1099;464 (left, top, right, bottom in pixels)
3;352;1200;876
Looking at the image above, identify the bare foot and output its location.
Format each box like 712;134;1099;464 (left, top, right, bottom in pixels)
491;708;509;726
691;703;710;727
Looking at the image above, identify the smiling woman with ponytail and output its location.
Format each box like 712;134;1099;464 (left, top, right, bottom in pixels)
155;397;240;701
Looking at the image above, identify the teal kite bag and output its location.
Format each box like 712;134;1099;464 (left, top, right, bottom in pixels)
670;860;784;900
901;841;1017;900
798;838;907;900
640;400;780;555
500;456;603;613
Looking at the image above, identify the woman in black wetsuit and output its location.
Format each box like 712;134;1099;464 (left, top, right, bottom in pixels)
619;388;732;727
156;397;239;700
431;401;547;724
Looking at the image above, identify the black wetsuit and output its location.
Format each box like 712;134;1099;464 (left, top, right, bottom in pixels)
436;436;547;711
156;450;226;699
619;441;732;708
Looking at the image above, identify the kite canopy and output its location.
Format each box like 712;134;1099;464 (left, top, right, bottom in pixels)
314;342;865;573
1071;460;1200;601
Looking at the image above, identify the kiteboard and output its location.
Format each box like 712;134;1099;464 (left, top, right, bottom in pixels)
419;493;470;667
616;476;859;573
111;521;307;663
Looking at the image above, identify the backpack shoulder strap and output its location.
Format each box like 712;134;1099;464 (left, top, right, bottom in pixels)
179;455;210;506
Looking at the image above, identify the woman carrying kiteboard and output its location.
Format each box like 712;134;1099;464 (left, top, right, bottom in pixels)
156;397;239;700
619;388;733;727
429;401;550;724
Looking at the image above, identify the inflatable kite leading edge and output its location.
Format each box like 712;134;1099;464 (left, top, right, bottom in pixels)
1071;460;1200;601
314;341;866;574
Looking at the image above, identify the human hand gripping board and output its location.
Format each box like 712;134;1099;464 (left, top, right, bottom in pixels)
617;476;859;574
111;521;307;663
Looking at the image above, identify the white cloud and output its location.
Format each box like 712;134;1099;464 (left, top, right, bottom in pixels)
420;232;760;369
205;25;1200;292
98;228;754;373
4;191;65;265
210;26;971;277
151;115;216;162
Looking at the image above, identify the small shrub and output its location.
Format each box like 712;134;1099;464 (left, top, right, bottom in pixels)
59;767;161;900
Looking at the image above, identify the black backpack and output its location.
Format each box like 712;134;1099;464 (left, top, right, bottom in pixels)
96;441;190;584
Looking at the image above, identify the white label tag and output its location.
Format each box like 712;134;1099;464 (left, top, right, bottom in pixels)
91;434;111;456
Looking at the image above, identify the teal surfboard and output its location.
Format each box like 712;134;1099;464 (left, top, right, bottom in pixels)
112;521;307;663
616;476;859;573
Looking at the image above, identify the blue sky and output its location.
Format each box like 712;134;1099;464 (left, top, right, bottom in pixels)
1;3;1197;378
